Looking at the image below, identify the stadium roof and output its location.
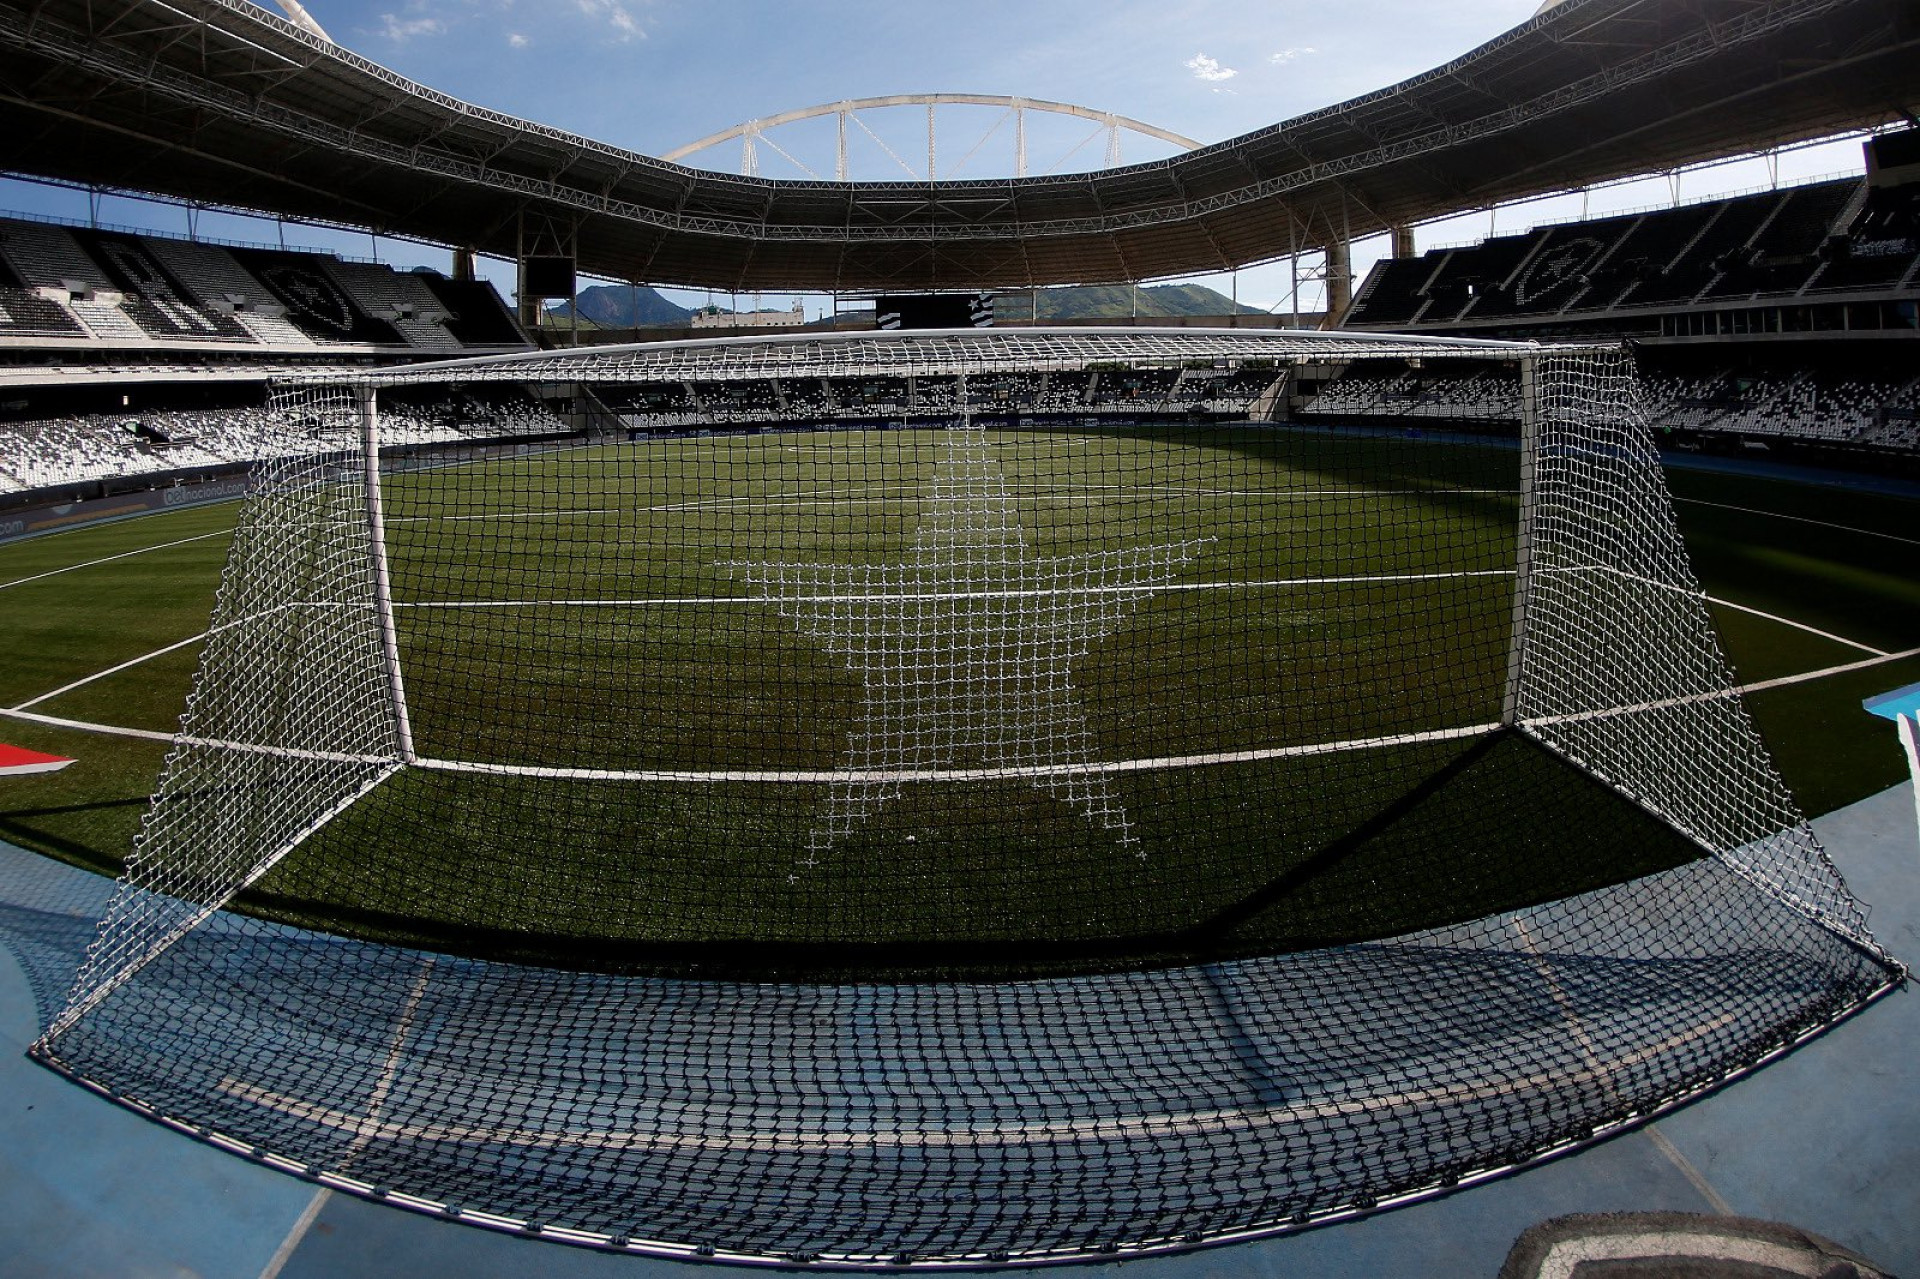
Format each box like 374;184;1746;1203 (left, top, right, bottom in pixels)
0;0;1915;292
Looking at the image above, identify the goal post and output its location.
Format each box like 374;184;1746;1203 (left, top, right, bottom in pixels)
1502;354;1539;728
47;385;409;1040
358;385;418;766
32;327;1902;1267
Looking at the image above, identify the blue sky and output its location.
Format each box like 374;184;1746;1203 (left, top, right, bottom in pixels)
1;0;1875;314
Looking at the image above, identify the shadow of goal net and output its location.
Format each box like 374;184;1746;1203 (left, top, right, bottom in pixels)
34;329;1902;1266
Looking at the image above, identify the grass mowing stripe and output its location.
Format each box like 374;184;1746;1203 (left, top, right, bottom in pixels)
0;529;230;590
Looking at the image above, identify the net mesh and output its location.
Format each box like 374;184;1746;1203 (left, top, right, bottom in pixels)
33;331;1900;1265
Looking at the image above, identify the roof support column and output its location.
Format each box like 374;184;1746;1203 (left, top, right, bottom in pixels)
1323;238;1353;329
1390;225;1417;259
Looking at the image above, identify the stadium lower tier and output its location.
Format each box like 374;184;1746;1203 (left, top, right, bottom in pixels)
1293;348;1920;458
0;384;568;495
6;346;1918;501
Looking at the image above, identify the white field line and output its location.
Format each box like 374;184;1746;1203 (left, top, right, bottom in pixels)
0;529;230;591
1525;643;1920;730
0;707;176;743
10;642;1917;775
410;724;1503;786
1707;597;1887;657
397;569;1513;610
7;604;304;713
1736;643;1920;695
211;1009;1739;1155
1674;496;1920;548
1545;563;1889;659
10;630;212;711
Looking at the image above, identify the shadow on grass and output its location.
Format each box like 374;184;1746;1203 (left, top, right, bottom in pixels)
232;730;1706;983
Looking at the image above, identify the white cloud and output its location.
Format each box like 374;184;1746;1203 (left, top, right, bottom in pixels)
1269;46;1318;64
378;11;445;41
1185;52;1236;82
507;31;528;47
574;0;642;40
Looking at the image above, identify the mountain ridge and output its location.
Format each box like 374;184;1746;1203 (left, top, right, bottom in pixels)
545;281;1263;328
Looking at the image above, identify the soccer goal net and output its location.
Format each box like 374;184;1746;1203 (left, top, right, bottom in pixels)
35;328;1900;1266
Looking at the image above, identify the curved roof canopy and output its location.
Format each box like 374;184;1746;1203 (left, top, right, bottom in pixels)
0;0;1914;292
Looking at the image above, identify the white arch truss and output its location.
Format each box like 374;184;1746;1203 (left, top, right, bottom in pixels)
661;93;1205;180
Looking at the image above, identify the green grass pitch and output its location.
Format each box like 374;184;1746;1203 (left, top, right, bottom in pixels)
2;425;1915;980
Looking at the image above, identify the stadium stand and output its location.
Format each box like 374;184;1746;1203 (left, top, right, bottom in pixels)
1347;177;1920;334
1333;169;1920;465
597;365;1290;435
141;238;317;348
0;376;564;489
1298;350;1920;459
0;215;530;355
0;383;566;495
0;258;86;337
0;213;543;499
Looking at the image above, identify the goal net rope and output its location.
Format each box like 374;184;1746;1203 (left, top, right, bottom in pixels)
32;328;1900;1266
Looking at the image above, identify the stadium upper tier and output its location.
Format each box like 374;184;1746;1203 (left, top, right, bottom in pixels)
0;216;529;355
0;0;1914;292
1345;175;1920;333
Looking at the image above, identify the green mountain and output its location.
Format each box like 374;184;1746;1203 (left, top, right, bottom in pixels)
546;284;693;327
995;283;1264;322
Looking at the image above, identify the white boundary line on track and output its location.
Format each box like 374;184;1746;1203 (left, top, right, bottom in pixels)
1672;497;1920;547
344;956;436;1163
208;1009;1741;1153
0;529;230;591
255;1187;332;1279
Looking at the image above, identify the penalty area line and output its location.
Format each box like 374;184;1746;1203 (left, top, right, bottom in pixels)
0;528;230;592
9;630;213;712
